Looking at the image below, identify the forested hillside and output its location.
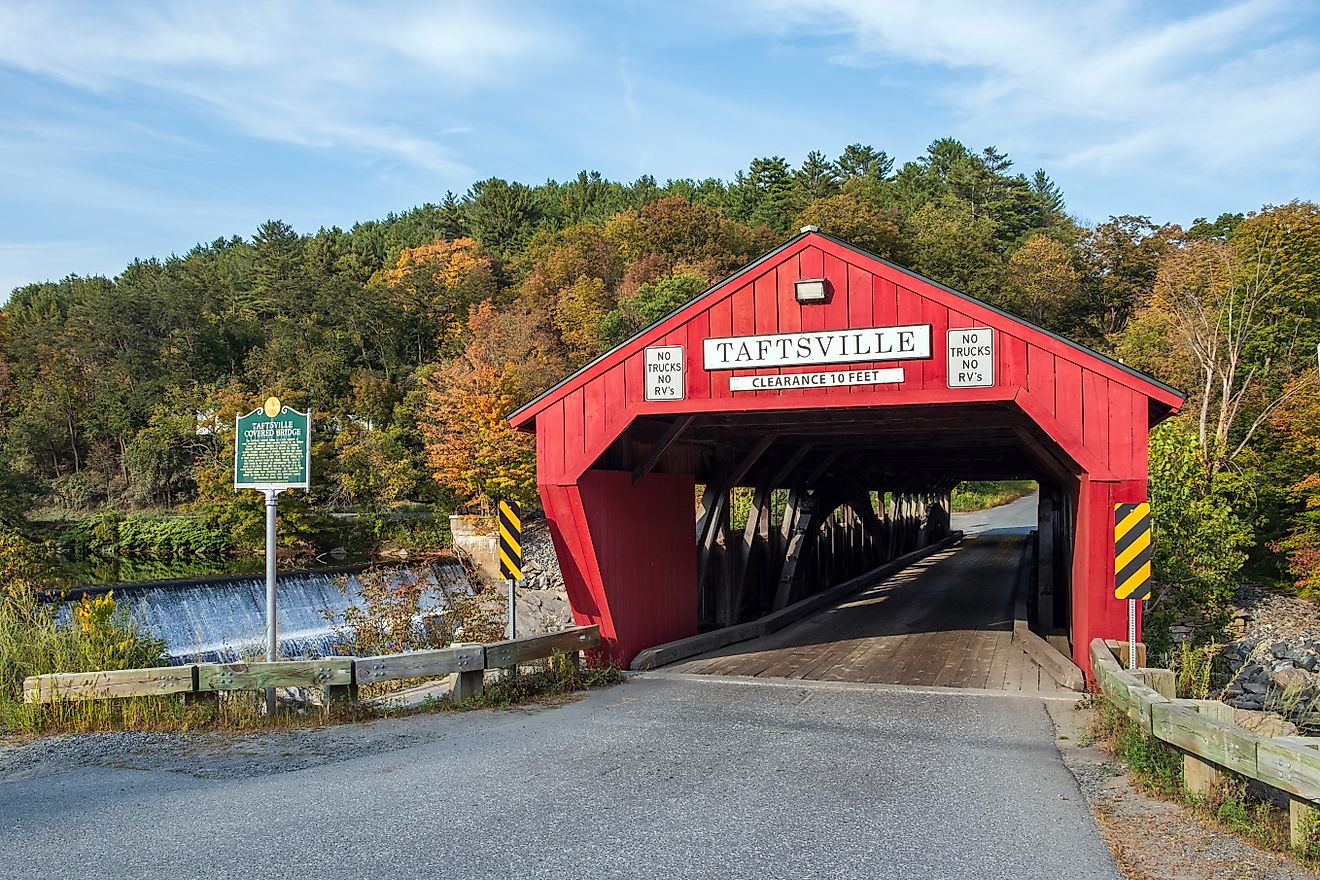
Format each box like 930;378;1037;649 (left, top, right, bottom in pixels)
2;138;1319;639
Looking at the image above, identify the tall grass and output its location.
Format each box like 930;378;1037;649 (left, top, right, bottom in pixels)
1;526;170;732
950;480;1037;512
1092;697;1300;859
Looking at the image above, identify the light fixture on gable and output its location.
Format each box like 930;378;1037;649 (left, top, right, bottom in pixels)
794;278;830;304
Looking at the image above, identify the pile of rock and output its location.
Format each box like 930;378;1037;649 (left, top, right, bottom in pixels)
511;516;573;636
517;517;566;594
1220;584;1320;721
1223;641;1320;711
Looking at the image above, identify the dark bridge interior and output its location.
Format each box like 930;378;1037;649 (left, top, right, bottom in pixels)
594;401;1076;652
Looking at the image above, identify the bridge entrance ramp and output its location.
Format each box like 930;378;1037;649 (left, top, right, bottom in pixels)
665;512;1064;693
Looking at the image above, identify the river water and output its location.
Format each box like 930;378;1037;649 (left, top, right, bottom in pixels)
57;561;473;664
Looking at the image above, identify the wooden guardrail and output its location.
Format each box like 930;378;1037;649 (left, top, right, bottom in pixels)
1090;637;1320;849
22;625;601;706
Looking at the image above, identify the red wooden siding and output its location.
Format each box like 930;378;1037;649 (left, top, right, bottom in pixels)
544;471;697;664
513;231;1181;675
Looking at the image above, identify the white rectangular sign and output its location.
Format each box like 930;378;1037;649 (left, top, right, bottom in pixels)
644;345;685;400
703;325;931;371
729;367;904;392
947;327;994;388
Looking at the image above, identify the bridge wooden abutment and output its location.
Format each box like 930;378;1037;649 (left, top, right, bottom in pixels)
509;230;1185;682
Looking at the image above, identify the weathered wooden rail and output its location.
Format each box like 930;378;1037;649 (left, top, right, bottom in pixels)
23;625;600;706
1091;637;1320;849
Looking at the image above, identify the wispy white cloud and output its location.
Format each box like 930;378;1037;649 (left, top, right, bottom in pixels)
0;1;572;175
741;0;1320;187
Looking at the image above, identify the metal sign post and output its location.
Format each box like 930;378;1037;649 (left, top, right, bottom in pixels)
1128;599;1137;671
498;500;524;667
234;396;312;715
265;489;278;661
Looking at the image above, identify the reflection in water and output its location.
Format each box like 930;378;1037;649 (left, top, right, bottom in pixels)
50;553;369;589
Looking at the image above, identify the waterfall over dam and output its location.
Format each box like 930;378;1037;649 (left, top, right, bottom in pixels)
58;562;473;664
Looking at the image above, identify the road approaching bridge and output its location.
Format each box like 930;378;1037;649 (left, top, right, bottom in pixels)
0;672;1118;880
665;494;1069;693
0;498;1114;878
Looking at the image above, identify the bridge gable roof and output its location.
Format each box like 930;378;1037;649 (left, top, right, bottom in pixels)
510;229;1184;431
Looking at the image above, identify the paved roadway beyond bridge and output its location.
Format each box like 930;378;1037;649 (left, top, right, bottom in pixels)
0;494;1121;880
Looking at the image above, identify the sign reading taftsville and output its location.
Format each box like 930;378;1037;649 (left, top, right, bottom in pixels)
233;396;312;714
654;323;1001;394
703;325;931;370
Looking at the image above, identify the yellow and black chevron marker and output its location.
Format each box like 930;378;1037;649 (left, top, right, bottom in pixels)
1114;502;1152;600
498;500;523;581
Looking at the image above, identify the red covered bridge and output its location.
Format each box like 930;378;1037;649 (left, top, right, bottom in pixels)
510;229;1183;681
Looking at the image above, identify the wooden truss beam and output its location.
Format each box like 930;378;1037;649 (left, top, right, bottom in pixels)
631;415;694;484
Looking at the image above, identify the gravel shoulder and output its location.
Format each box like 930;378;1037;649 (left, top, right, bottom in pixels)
0;695;580;782
1048;699;1320;880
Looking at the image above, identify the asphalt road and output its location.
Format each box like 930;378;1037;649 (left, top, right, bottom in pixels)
0;672;1119;879
950;491;1039;535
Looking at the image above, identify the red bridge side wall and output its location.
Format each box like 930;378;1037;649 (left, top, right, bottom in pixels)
542;470;697;665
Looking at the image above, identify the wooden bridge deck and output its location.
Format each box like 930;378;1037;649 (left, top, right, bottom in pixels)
664;532;1064;693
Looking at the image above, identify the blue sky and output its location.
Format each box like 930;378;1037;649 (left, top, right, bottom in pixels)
1;0;1318;300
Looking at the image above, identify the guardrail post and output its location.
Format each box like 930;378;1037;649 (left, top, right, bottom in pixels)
1135;668;1175;699
558;650;581;677
1293;799;1318;852
1105;639;1148;669
324;663;357;709
183;665;217;707
452;669;484;702
1184;754;1222;798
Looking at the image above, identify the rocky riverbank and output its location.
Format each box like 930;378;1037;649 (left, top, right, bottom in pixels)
1216;584;1320;726
508;516;573;636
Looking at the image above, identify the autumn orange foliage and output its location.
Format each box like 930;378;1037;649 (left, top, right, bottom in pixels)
421;301;569;509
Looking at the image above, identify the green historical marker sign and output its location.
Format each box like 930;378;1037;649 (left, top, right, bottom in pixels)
234;397;311;490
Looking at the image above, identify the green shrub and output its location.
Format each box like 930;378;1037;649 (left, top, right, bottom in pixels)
950;480;1036;512
1094;698;1183;796
1144;422;1253;653
381;518;452;552
64;511;232;558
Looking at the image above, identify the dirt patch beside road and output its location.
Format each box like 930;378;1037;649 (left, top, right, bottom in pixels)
1049;699;1319;880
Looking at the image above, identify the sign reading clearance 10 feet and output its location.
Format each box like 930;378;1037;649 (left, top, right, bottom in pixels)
643;323;997;396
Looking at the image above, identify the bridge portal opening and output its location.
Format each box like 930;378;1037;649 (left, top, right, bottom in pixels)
584;406;1077;690
509;231;1183;681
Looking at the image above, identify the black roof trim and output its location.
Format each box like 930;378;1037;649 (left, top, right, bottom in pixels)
509;229;1185;425
509;230;815;423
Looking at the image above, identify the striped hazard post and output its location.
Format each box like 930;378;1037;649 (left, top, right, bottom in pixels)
499;499;522;642
498;499;523;581
1114;501;1152;671
1114;502;1152;601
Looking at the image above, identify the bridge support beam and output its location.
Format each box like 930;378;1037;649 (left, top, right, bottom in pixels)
1037;491;1056;631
